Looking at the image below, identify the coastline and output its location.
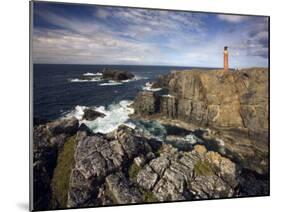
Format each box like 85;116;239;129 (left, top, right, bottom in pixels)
32;67;269;210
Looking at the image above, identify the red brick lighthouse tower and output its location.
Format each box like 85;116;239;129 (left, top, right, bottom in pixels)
224;46;229;71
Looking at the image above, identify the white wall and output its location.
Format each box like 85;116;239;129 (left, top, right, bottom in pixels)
0;0;279;211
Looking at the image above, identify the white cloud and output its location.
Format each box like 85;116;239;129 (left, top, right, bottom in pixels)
32;6;268;67
33;7;207;65
217;14;248;23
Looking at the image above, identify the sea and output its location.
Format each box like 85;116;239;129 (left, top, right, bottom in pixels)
33;64;214;134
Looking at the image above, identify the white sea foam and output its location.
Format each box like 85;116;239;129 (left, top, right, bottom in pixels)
121;79;133;83
142;83;162;92
70;74;147;85
142;82;162;92
98;75;147;86
185;134;203;145
124;75;148;82
162;94;174;98
83;72;103;76
70;78;88;82
67;100;135;134
65;105;88;120
99;81;123;86
70;77;102;82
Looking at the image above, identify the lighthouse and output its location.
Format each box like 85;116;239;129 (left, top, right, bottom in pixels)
223;46;229;71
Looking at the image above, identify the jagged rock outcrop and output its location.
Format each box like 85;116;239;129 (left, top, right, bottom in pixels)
105;172;143;204
34;118;268;210
167;69;268;133
135;68;268;132
77;68;134;81
133;68;269;175
47;117;79;136
33;118;79;210
134;91;160;115
33;125;58;210
67;124;245;206
160;95;177;118
136;144;238;201
67;125;153;207
102;68;134;81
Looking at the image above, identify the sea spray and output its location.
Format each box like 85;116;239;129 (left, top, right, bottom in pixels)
66;100;135;134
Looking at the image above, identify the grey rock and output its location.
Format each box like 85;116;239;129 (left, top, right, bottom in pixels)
105;172;143;204
47;117;79;135
82;108;105;121
68;125;153;207
136;144;238;202
33;125;59;210
102;68;134;81
136;165;158;190
153;178;185;201
190;175;235;199
133;68;269;175
49;134;67;151
134;91;160;115
115;125;148;159
67;135;126;207
149;156;170;176
160;95;177;118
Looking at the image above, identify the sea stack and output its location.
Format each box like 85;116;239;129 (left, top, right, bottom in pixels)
224;46;229;71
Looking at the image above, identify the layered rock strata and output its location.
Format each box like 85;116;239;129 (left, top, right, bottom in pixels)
133;68;269;175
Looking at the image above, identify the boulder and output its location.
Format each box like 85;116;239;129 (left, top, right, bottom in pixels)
82;108;105;121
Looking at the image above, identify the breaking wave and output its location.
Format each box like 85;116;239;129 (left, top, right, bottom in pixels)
142;82;162;92
66;100;135;134
70;77;102;82
98;75;147;86
83;72;103;76
99;81;123;86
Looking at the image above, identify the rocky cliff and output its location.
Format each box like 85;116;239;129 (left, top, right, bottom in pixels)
135;68;268;133
134;68;269;174
34;121;268;210
33;68;269;210
33;118;268;210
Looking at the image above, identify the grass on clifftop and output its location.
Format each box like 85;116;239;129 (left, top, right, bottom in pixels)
128;163;142;180
50;136;76;208
194;160;214;176
140;188;158;202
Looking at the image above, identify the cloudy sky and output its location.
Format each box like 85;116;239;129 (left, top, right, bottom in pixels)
33;2;269;68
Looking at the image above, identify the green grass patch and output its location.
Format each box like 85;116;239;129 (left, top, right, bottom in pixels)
50;136;77;208
128;163;141;180
141;189;158;202
194;160;214;176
